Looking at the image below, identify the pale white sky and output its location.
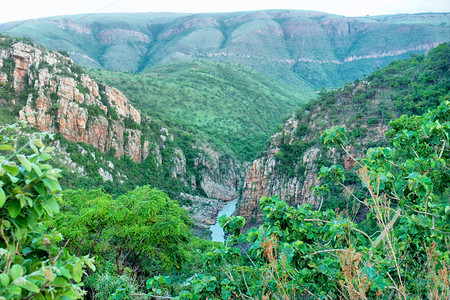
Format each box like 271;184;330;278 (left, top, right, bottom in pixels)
1;0;449;23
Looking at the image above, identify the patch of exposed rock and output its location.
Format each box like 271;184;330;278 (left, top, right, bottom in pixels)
195;144;242;201
180;193;222;229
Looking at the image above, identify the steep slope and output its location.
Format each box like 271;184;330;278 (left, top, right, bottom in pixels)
0;35;242;230
236;43;450;228
90;61;310;161
1;11;448;89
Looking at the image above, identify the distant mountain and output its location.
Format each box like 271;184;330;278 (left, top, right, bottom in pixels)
1;11;448;89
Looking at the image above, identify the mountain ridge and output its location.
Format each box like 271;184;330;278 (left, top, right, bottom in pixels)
1;10;448;89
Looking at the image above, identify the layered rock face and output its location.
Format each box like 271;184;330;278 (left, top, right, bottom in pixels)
238;116;322;223
0;42;146;162
195;144;242;201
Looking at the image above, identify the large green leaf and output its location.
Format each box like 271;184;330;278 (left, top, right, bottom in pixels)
17;154;32;172
42;178;61;193
0;186;6;208
8;199;21;218
13;277;40;293
8;265;23;281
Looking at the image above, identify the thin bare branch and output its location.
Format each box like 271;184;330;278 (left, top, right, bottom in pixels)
372;208;401;249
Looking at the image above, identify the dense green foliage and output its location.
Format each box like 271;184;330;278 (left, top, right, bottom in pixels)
90;61;309;161
53;187;193;274
163;100;450;300
51;187;222;298
366;43;450;116
0;124;94;299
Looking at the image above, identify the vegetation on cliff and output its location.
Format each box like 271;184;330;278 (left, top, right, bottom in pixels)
0;34;242;206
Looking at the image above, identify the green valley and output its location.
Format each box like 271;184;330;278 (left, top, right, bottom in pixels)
90;61;311;161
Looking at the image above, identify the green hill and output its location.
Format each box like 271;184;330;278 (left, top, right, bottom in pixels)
1;11;448;89
90;61;311;161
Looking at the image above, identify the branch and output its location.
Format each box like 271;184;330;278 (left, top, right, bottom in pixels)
304;218;329;223
340;144;364;168
410;146;420;159
304;219;372;242
423;190;432;213
405;204;438;218
310;249;354;256
0;139;31;166
372;208;401;249
338;182;369;208
438;139;446;159
52;239;70;265
303;288;322;300
352;228;373;243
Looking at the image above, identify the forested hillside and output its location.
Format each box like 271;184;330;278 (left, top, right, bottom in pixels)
91;61;309;160
0;34;243;233
1;11;448;89
237;43;450;228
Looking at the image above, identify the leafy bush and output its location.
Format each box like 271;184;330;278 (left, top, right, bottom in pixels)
0;123;95;299
53;186;193;276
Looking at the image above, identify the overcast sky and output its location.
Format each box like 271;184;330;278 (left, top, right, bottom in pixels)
1;0;449;23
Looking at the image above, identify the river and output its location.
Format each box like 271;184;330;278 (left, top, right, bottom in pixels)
210;199;238;242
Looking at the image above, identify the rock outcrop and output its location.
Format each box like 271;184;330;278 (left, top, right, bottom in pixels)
195;144;242;201
0;42;147;162
181;193;222;229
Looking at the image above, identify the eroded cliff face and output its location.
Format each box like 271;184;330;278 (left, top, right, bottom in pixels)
0;42;146;162
236;82;392;228
195;144;242;201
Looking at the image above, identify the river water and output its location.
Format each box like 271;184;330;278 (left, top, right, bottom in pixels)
210;199;238;242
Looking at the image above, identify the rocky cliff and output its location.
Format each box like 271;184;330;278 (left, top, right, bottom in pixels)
236;43;450;228
0;41;145;162
0;38;242;228
237;107;389;226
